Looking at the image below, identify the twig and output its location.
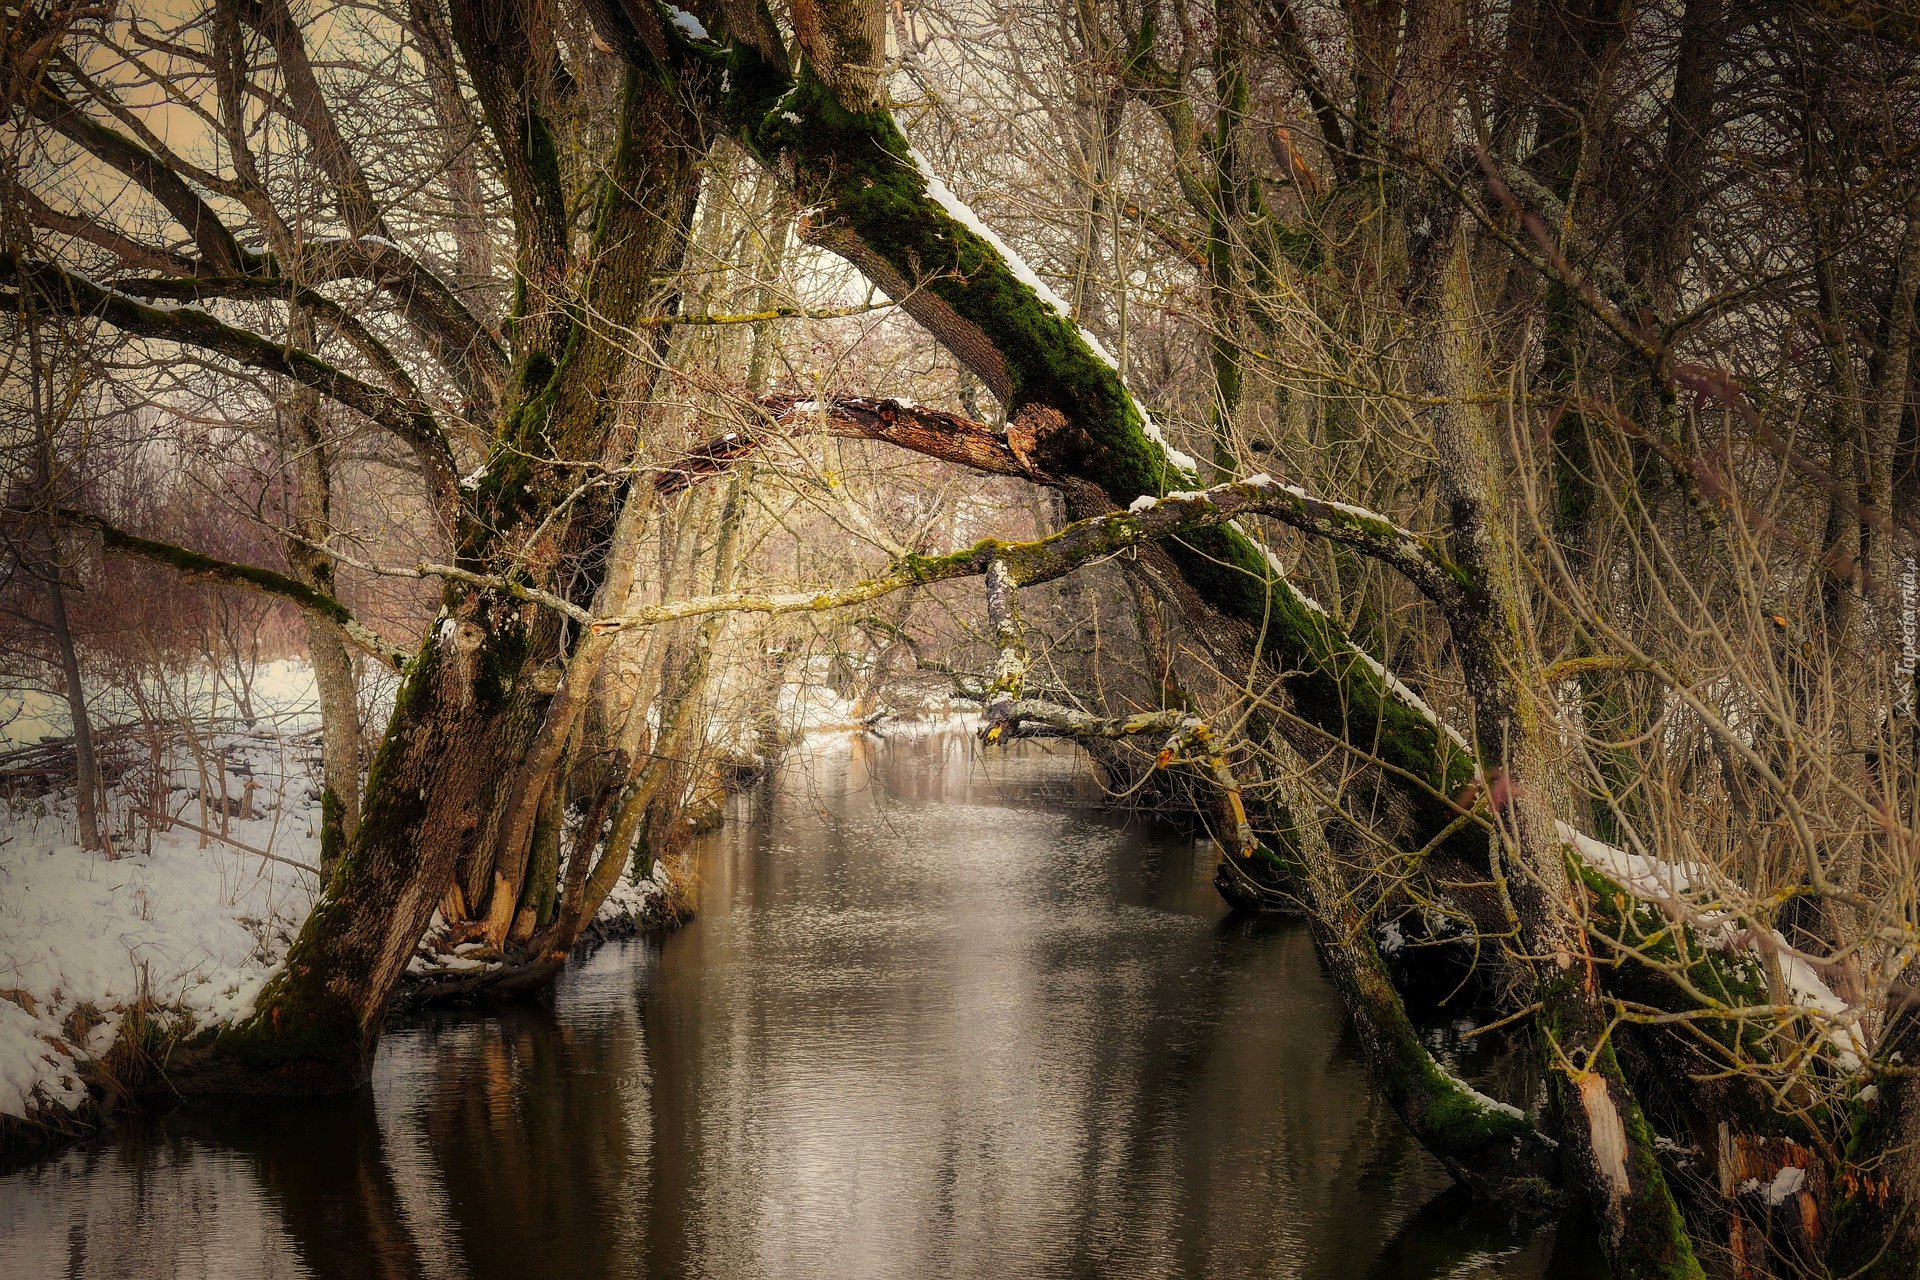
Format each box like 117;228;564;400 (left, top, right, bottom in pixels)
132;806;321;876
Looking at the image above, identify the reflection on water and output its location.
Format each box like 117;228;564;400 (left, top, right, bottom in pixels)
0;731;1602;1278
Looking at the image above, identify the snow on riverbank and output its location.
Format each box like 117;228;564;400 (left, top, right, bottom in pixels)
4;658;347;1126
0;721;323;1124
0;825;317;1119
2;650;978;1131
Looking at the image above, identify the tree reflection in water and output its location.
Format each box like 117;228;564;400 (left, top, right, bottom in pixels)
0;732;1600;1279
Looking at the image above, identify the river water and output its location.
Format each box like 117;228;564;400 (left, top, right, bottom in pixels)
0;729;1601;1278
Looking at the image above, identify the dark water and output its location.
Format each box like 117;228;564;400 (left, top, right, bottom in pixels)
0;731;1601;1279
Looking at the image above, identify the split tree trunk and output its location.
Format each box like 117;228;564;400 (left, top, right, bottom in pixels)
198;51;707;1090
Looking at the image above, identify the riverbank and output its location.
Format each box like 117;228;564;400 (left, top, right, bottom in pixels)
0;714;682;1170
3;728;1601;1279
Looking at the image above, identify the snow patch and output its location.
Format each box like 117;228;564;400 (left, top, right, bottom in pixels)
1441;1064;1526;1121
667;7;708;39
1138;411;1199;474
1277;480;1397;525
1557;819;1866;1066
1766;1165;1807;1205
1;729;320;1121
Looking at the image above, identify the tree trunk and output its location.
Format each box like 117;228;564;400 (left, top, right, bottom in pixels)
42;545;104;856
25;303;105;855
279;307;362;875
1416;213;1702;1278
307;619;362;875
1830;976;1920;1277
193;57;706;1090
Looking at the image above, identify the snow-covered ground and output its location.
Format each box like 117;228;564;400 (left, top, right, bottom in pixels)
0;639;991;1137
0;656;901;1131
1;723;322;1123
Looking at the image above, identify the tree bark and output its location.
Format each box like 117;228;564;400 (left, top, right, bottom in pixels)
1415;212;1701;1278
23;299;104;854
187;54;707;1089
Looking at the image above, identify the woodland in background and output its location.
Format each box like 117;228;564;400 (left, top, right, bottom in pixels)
2;0;1918;1276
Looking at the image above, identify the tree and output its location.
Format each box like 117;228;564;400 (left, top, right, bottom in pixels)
5;2;1917;1275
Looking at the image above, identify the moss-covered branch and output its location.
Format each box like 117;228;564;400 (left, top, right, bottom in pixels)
5;253;458;514
105;273;426;404
597;473;1462;634
51;507;408;671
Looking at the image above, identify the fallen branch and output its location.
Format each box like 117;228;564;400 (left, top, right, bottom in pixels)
132;807;322;876
655;393;1045;495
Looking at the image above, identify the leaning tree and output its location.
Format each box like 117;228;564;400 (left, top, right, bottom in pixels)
5;2;1918;1276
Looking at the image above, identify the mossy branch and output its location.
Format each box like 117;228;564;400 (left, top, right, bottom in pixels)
4;253;459;514
631;301;895;327
103;273;426;405
597;12;1483;869
596;473;1455;633
49;507;409;671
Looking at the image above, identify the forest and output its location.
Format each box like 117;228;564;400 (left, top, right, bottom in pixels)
1;1;1917;1277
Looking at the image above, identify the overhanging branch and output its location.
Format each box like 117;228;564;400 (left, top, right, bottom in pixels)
600;472;1466;632
657;393;1049;494
106;272;426;403
6;253;459;514
47;507;409;670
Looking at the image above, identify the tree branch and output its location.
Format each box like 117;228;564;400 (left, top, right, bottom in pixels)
104;272;426;403
290;237;507;414
656;392;1048;494
46;506;408;670
1254;0;1351;174
29;79;249;272
601;472;1466;632
7;253;459;515
14;185;200;276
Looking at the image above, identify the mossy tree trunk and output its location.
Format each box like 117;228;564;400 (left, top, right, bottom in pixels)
200;30;708;1088
581;5;1716;1258
1411;206;1701;1278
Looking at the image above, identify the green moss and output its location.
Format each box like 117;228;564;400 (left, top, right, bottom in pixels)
213;958;366;1075
1573;859;1772;1058
89;518;361;633
1338;917;1536;1159
1422;1079;1533;1149
520;350;556;392
1598;1040;1708;1280
319;786;345;871
760;73;1171;489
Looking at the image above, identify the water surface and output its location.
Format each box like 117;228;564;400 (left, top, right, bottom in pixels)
1;731;1600;1278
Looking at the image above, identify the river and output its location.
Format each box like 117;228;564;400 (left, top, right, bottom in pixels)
0;729;1601;1278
